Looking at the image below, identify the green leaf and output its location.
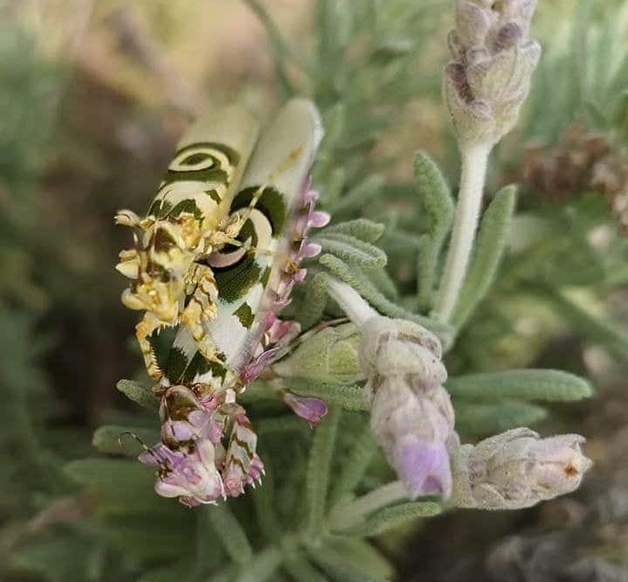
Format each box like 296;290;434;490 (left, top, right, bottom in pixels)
194;509;227;577
299;271;330;330
324;219;385;243
252;446;283;541
320;166;347;207
241;0;307;97
306;406;341;539
116;379;159;411
315;105;347;183
413;151;454;310
331;421;378;503
282;552;329;582
363;266;399;301
64;458;155;490
330;539;394;580
451;185;517;329
454;402;548;436
337;501;442;537
287;379;367;411
13;537;100;582
319;253;453;344
315;232;387;267
234;546;282;582
138;564;192;582
446;369;593;402
306;543;388;582
207;504;253;565
315;0;353;67
542;287;628;359
256;415;312;436
92;425;159;456
331;175;385;216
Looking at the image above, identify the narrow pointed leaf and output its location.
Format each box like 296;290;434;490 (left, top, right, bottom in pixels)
331;421;378;503
324;219;385;243
64;458;154;489
337;501;442;537
363;266;399;301
446;369;593;402
116;379;159;410
454;402;548;436
319;253;453;343
92;425;159;456
234;546;281;582
307;544;388;582
299;272;330;330
252;447;282;541
331;175;385;216
306;406;341;539
287;379;367;411
413;151;454;309
452;185;517;328
331;539;394;580
283;552;329;582
315;232;387;267
207;504;253;565
543;287;628;359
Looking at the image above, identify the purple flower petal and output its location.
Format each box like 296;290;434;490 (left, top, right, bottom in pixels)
283;392;328;427
395;438;452;499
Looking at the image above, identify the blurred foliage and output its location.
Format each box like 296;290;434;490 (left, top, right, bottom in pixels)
1;0;628;581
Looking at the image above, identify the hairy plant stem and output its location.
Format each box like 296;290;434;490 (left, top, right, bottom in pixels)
327;277;378;326
435;142;492;322
329;480;408;532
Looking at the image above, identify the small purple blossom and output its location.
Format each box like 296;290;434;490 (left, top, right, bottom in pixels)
395;437;452;498
282;392;328;427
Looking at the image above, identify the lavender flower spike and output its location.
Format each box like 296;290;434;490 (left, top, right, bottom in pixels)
360;315;456;499
445;0;541;146
451;427;593;510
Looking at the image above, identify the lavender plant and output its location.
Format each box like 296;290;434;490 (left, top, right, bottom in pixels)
6;1;628;582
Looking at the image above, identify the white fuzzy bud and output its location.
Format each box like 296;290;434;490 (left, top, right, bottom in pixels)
451;427;593;510
444;0;541;147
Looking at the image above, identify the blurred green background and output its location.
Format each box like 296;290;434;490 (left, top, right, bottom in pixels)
1;0;628;580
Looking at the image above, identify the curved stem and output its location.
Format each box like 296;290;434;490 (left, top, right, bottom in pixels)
326;277;378;326
329;480;409;532
435;143;492;322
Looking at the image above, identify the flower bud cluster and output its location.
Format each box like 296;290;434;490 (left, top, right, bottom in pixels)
359;316;457;499
138;385;263;506
451;427;593;510
444;0;541;146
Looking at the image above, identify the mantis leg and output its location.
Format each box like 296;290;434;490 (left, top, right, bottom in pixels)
182;264;220;361
136;312;166;380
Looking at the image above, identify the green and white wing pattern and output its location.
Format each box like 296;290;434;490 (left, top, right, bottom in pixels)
116;107;260;380
163;99;325;391
149;106;260;228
